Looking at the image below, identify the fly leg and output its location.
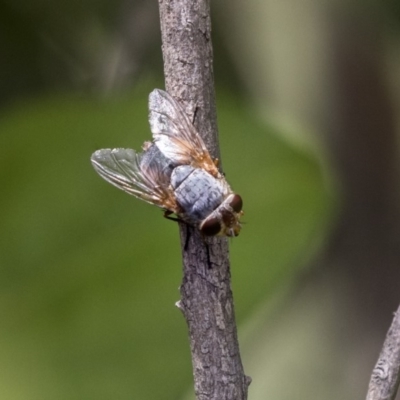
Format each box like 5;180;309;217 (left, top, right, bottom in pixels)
183;224;192;252
182;225;209;259
164;210;191;251
198;232;213;268
205;241;212;268
163;210;184;223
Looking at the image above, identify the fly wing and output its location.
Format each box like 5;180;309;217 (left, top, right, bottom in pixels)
91;148;178;212
148;89;219;176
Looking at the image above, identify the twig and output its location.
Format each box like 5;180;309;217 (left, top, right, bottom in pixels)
366;304;400;400
157;1;250;399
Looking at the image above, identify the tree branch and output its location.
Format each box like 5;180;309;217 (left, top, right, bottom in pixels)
157;1;250;399
366;304;400;400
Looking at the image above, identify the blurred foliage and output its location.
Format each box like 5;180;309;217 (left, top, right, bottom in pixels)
0;0;337;398
0;81;332;399
0;0;243;106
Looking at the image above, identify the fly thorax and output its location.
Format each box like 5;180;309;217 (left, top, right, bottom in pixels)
170;165;195;189
171;166;226;223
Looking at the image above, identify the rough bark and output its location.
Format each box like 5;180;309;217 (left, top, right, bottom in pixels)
366;305;400;400
157;1;250;399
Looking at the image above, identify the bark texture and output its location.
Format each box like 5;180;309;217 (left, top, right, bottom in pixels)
157;1;250;399
366;305;400;400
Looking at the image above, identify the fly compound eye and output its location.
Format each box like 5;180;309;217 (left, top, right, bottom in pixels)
229;194;243;213
200;217;222;236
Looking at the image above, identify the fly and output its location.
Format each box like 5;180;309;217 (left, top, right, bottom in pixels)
91;89;243;237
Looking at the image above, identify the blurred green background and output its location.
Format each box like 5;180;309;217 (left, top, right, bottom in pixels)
1;1;400;399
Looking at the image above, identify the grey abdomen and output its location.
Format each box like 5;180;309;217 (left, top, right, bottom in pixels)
140;144;176;180
171;166;226;222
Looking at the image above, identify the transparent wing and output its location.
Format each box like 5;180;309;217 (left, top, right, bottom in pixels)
91;148;178;212
149;89;219;176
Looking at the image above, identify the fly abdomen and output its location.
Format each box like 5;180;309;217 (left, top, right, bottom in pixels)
140;143;176;180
